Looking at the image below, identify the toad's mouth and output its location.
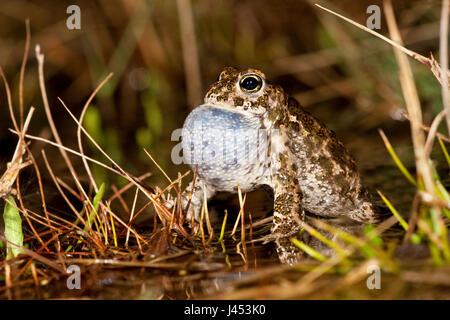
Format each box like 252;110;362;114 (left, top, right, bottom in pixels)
181;104;269;188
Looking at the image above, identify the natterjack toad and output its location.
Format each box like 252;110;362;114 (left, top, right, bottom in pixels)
176;67;380;264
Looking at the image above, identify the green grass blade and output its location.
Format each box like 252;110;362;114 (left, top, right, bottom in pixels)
3;196;24;259
377;190;409;231
438;137;450;168
429;207;441;236
300;222;348;257
290;237;327;261
68;183;107;251
435;181;450;219
363;224;384;247
429;242;444;266
379;129;417;186
218;210;228;243
110;210;118;247
83;182;105;233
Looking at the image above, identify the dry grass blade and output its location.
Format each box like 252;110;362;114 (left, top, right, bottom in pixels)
61;258;182;269
383;0;445;239
237;185;247;256
440;0;450;135
231;192;247;238
201;185;213;244
143;148;177;193
107;172;151;202
424;110;446;158
183;164;198;225
402;112;450;143
403;193;421;243
125;188;139;248
0;68;20;134
0;108;34;198
10;131;123;177
4;261;12;300
100;202;149;248
0;236;65;273
35;45;84;195
19;20;31;129
41;150;86;224
314;4;450;86
15;169;50;253
77;72;114;193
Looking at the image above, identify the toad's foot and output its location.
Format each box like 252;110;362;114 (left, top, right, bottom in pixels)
261;229;300;245
164;176;216;226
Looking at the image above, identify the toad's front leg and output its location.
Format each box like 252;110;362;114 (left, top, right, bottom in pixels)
267;138;306;265
166;175;216;226
270;174;305;265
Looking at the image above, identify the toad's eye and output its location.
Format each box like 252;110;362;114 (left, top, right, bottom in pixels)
239;74;263;93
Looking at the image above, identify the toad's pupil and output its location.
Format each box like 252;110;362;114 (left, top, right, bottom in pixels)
240;75;261;92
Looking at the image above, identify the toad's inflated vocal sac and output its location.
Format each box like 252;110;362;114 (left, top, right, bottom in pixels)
174;67;380;264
